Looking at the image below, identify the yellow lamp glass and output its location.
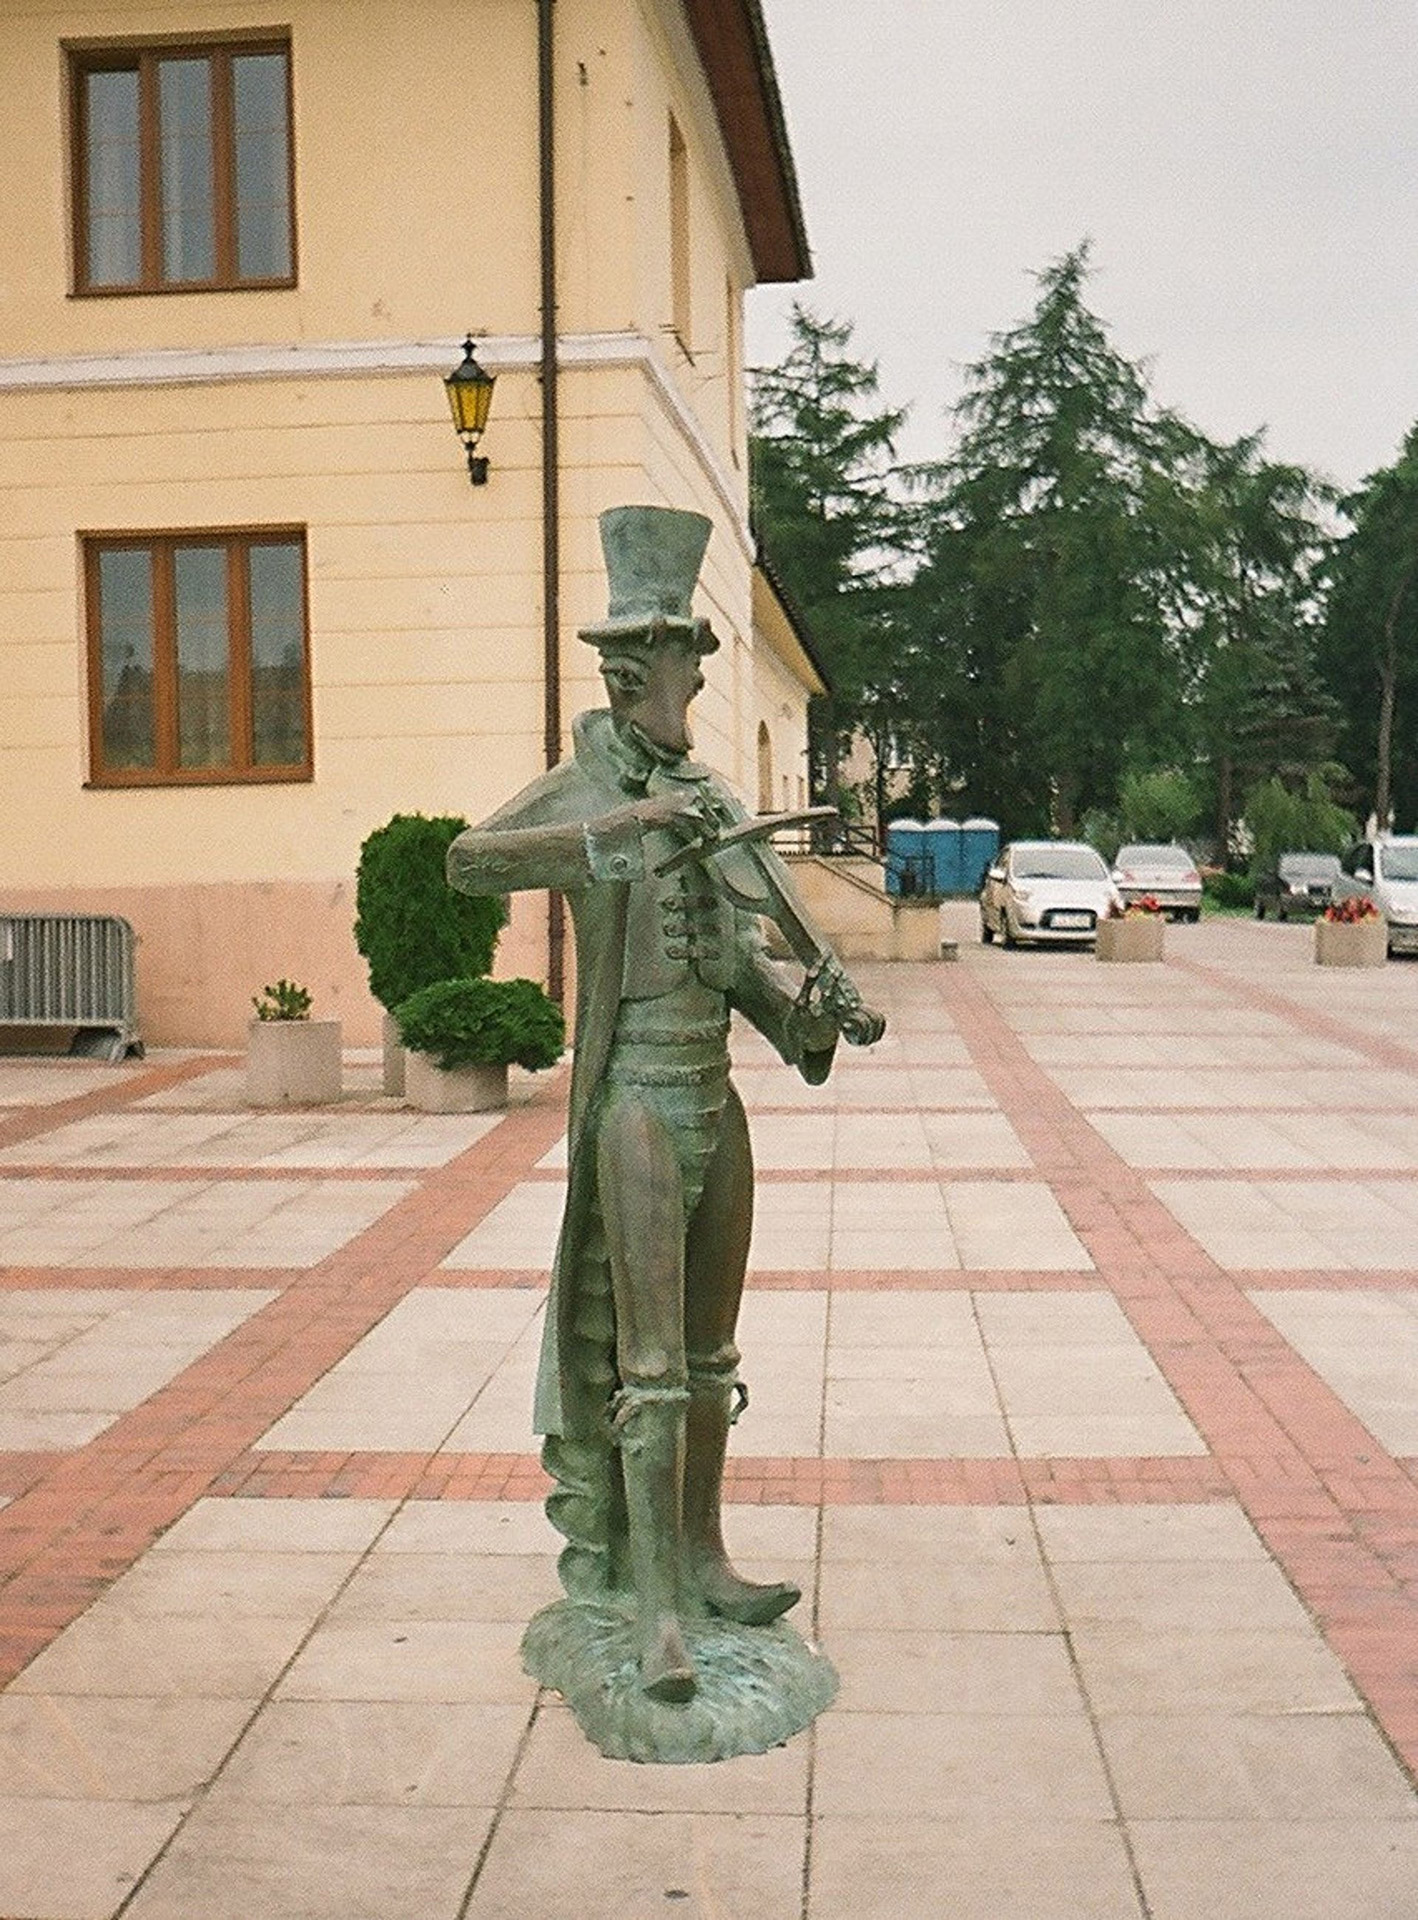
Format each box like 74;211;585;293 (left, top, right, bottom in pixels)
445;337;496;440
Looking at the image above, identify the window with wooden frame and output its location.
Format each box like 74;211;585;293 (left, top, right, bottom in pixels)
85;532;311;786
70;38;295;294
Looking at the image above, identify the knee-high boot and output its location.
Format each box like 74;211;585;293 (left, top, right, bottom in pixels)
614;1384;696;1701
683;1371;800;1626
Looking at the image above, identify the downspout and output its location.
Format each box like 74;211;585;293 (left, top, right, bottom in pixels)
538;0;565;1002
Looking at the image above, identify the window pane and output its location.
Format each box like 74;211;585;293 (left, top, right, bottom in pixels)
84;69;141;286
97;549;155;767
174;546;230;767
248;543;306;765
233;53;292;279
159;57;215;282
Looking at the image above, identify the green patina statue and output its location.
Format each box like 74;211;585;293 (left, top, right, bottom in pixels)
447;505;885;1761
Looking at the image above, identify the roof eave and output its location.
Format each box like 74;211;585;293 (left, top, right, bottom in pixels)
680;0;811;285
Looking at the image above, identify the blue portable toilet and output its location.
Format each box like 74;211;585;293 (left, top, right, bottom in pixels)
960;817;1001;893
884;819;926;896
923;818;963;895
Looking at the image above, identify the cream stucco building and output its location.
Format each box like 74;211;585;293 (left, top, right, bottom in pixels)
0;0;821;1045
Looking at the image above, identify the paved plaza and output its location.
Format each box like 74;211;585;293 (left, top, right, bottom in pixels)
1;910;1417;1917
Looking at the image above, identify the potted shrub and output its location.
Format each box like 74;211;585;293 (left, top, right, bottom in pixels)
245;979;343;1107
1096;895;1165;963
354;814;507;1094
1314;896;1386;968
394;976;565;1112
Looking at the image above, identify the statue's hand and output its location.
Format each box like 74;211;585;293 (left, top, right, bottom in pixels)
802;956;886;1047
610;793;717;843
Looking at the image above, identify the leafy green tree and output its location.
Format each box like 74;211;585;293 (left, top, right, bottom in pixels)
750;307;913;808
1175;431;1334;854
1243;770;1355;874
1321;424;1418;830
909;246;1192;833
1118;768;1202;844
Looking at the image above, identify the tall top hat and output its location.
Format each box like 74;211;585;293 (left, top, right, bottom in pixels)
578;504;719;655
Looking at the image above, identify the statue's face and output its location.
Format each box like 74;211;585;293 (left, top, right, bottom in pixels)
608;635;705;753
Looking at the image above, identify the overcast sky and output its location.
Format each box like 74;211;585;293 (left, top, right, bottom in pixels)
746;0;1418;493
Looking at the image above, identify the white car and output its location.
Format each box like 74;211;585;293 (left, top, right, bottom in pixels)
980;841;1122;947
1333;837;1418;955
1110;843;1204;922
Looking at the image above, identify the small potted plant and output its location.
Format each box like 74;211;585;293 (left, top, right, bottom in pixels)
1314;895;1386;968
1096;894;1165;963
245;979;343;1106
394;975;565;1112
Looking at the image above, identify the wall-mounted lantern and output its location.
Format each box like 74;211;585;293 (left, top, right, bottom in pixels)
444;336;497;485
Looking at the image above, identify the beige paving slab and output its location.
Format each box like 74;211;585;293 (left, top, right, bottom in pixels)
1247;1287;1418;1453
1128;1818;1418;1920
819;1559;1059;1634
9;1612;311;1700
101;1550;361;1620
467;1808;805;1920
375;1500;561;1557
808;1816;1144;1920
325;1552;559;1624
0;1695;252;1801
440;1180;566;1268
821;1505;1041;1566
0;1794;188;1920
1157;1178;1418;1270
122;1801;488;1920
1098;1710;1418;1820
211;1699;528;1806
509;1702;809;1813
831;1628;1083;1715
812;1710;1113;1819
1068;1627;1361;1716
1051;1560;1314;1633
1033;1502;1266;1563
273;1619;532;1705
152;1496;395;1554
0;1062;144;1107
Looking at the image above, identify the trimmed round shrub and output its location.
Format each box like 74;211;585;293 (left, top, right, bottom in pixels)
394;977;565;1073
354;814;507;1012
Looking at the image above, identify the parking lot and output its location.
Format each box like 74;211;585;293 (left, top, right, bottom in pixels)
1;909;1416;1918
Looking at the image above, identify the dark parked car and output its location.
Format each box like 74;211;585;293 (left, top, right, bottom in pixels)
1253;853;1342;920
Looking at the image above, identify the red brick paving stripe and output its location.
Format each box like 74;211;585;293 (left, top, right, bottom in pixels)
941;961;1418;1781
0;1083;570;1687
0;1054;235;1153
199;1447;1234;1507
1173;954;1418;1076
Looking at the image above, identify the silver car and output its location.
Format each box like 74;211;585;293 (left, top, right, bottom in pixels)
980;841;1121;947
1111;843;1204;922
1332;837;1418;955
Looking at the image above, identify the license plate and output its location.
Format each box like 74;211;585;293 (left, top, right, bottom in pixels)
1051;912;1092;929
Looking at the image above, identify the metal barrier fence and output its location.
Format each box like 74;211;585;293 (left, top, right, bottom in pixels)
0;914;143;1060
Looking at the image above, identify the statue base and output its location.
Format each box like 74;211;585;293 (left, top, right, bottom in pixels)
521;1598;838;1764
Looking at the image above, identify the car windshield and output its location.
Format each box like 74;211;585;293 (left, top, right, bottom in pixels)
1012;848;1106;881
1115;845;1190;869
1379;845;1418;881
1279;855;1340;879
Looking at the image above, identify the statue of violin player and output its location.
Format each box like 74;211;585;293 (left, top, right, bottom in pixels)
447;505;885;1759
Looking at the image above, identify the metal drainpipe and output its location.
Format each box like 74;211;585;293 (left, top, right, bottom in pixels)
538;0;565;1003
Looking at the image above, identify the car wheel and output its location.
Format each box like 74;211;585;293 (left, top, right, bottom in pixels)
1255;899;1265;919
1188;909;1201;923
981;916;995;945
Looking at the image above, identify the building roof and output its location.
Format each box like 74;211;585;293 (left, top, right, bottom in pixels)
681;0;811;284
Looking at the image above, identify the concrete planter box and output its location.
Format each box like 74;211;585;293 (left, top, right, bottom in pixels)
1314;917;1387;967
404;1049;508;1113
1095;915;1165;963
381;1009;406;1097
246;1018;342;1106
